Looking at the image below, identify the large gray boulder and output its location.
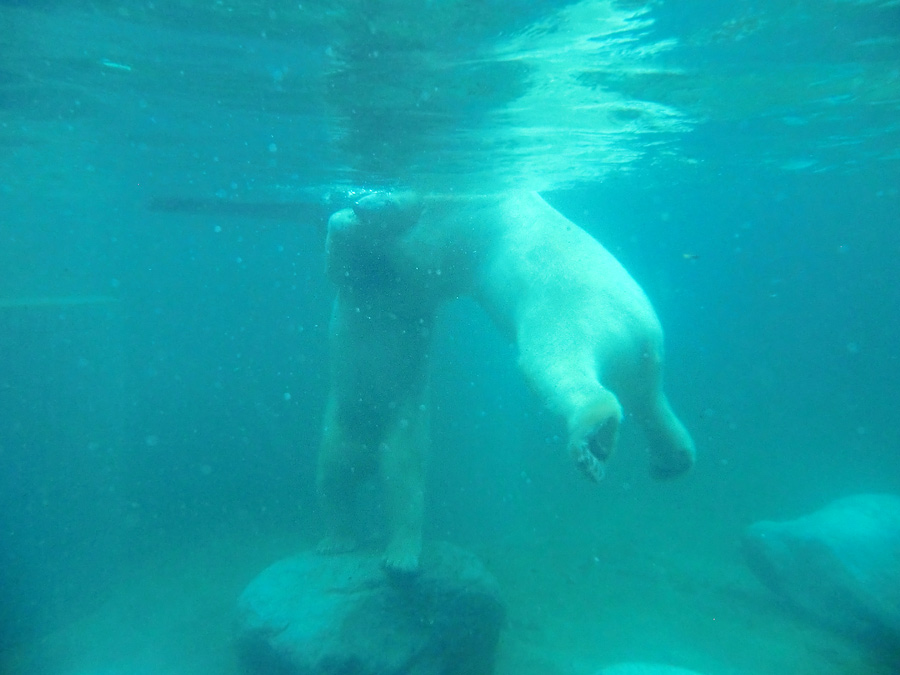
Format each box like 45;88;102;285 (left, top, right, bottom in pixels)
235;541;505;675
742;493;900;642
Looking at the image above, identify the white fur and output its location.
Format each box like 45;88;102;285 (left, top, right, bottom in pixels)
317;191;696;572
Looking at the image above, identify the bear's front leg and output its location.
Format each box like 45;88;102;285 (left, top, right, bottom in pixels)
567;388;623;482
613;344;696;480
518;333;624;482
625;382;696;480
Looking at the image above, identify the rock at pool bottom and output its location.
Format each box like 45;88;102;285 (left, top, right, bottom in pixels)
235;541;505;675
597;664;707;675
742;493;900;644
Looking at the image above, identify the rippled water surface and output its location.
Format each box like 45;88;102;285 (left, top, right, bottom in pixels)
2;1;899;673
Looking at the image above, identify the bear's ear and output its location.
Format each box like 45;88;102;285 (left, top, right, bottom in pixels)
352;191;423;236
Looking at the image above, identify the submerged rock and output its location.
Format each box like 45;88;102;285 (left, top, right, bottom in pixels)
597;663;707;675
235;541;505;675
742;493;900;642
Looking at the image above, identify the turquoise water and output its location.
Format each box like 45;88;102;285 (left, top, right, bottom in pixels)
1;1;899;673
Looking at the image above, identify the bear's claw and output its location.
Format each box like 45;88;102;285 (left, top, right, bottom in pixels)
571;440;607;482
383;540;421;575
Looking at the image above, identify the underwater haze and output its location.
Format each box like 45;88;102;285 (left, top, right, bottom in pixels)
1;0;899;673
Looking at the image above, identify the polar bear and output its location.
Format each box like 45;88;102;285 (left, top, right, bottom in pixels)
317;190;696;572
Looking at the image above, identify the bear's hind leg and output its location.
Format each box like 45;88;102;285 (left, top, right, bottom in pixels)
316;405;374;555
379;398;427;574
316;465;362;555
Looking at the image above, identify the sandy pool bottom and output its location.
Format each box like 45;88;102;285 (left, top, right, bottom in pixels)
3;525;896;675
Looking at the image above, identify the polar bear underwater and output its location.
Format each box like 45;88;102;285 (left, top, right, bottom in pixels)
317;190;696;573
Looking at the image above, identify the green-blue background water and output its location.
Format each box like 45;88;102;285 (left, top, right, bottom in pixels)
1;1;899;673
